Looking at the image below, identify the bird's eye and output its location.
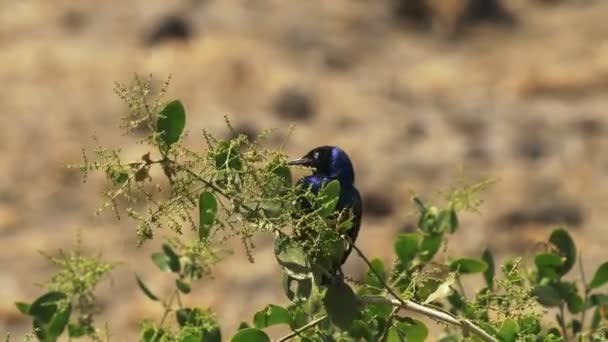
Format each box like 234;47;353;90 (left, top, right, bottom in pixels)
313;152;319;159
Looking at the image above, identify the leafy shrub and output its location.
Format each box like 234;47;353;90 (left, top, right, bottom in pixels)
12;76;608;341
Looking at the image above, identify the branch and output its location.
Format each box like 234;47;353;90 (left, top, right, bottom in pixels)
362;296;497;342
347;238;498;342
276;315;328;342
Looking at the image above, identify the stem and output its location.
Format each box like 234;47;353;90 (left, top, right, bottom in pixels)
363;296;498;342
158;289;179;328
579;253;589;333
347;237;498;342
276;315;328;342
558;304;568;340
378;306;400;341
456;274;468;300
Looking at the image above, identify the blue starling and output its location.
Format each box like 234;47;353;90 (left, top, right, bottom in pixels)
288;146;363;268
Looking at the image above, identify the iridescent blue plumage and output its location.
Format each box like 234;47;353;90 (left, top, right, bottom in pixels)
289;146;363;267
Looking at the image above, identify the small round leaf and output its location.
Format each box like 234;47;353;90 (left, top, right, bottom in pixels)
199;191;218;241
549;228;576;276
253;304;291;328
589;262;608;290
450;258;487;274
394;234;419;266
230;328;271;342
156;100;186;146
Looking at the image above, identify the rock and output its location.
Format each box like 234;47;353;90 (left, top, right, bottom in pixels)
61;9;88;33
273;88;317;121
145;15;193;46
362;192;395;218
227;123;259;142
499;203;584;229
515;136;547;161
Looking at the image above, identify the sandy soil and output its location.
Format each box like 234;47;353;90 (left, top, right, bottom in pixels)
1;0;608;340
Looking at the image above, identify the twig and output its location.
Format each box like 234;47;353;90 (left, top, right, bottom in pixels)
362;296;498;342
558;304;568;340
276;315;328;342
579;253;589;332
347;237;498;342
378;306;400;341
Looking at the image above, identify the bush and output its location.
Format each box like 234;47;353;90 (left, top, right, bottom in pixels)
12;76;608;341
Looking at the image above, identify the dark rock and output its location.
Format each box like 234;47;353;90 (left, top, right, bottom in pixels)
465;0;516;26
391;0;432;29
61;9;88;32
362;192;395;218
145;15;193;46
465;145;491;164
573;118;604;137
405;121;427;143
273;88;317;121
499;204;584;228
516;137;547;161
227;123;259;142
324;47;357;71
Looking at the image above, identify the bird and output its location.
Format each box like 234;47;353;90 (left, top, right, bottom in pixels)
288;146;363;278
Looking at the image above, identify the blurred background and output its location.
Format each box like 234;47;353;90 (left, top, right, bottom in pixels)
2;0;608;339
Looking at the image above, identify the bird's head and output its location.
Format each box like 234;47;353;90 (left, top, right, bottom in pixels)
288;146;355;185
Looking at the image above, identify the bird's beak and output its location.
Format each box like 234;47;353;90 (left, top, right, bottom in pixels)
288;157;313;166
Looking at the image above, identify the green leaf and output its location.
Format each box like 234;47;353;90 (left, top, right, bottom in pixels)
199;191;218;241
176;309;190;327
283;274;312;302
481;248;495;288
364;258;386;291
533;285;562;307
418;206;439;233
566;292;584;314
176;279;191;294
162;244;181;273
498;319;519;342
448;208;459;233
424;274;455;304
318;180;341;218
349;320;373;341
535;253;564;282
589;262;608;290
214;141;243;170
15;302;31;315
30;292;67;324
436;209;458;233
394;318;428;342
135;274;159;301
68;323;94;338
231;328;271;342
518;316;541;335
590;294;608;306
419;233;442;262
47;302;71;338
549;228;576;276
253;304;292;328
394;234;419;266
203;327;222;342
274;238;311;278
387;326;406;342
151;253;170;272
450;258;487;274
238;322;250;330
323;280;359;330
156;100;186;146
591;308;601;329
535;253;564;268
